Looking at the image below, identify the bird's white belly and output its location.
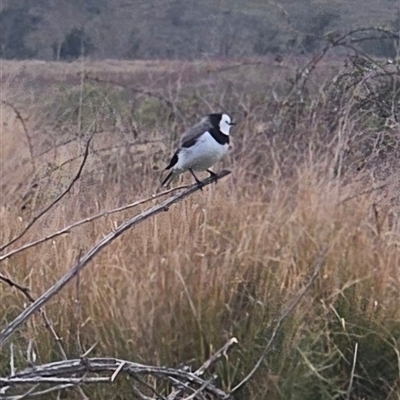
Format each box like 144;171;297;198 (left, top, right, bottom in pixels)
176;132;229;172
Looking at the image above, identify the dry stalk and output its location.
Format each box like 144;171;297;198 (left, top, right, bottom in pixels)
346;342;359;400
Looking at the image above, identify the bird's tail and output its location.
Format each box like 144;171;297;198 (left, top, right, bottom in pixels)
161;170;175;187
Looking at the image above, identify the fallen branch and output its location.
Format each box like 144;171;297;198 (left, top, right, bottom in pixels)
0;134;94;253
0;338;236;399
0;170;231;348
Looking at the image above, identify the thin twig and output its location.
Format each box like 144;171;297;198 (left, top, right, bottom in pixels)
75;251;84;356
0;134;94;252
0;184;192;262
230;246;328;394
372;203;381;236
195;338;238;377
346;342;358;400
111;361;125;382
0;274;32;298
10;343;15;376
0;170;231;348
80;341;100;358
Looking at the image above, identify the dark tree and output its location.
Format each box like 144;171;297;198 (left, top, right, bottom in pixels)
54;28;95;60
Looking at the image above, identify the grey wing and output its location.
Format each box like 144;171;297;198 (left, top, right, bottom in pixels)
179;117;211;148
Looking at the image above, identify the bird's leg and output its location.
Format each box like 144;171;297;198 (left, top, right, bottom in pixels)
189;169;204;189
207;169;218;184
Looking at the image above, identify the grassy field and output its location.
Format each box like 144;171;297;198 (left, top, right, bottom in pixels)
1;54;400;399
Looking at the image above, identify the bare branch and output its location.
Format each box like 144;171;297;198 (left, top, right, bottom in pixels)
230;246;328;394
0;170;231;348
0;274;32;299
0;134;94;252
0;184;192;262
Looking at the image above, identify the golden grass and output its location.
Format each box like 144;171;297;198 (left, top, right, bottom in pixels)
1;59;400;399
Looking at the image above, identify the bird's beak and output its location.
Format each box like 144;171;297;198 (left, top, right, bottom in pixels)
230;122;237;126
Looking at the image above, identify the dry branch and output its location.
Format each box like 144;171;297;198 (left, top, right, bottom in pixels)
284;26;399;101
0;170;231;348
0;183;192;262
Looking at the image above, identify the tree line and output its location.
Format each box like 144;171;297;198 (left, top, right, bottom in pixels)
1;0;399;60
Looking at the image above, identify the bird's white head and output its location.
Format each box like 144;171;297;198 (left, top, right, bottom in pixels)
219;113;235;135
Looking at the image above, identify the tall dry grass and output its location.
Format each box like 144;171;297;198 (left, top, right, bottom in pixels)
1;56;400;399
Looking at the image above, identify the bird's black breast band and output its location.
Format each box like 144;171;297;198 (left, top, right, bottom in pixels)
208;127;230;145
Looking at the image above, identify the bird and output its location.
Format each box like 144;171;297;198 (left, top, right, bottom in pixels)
161;113;235;187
